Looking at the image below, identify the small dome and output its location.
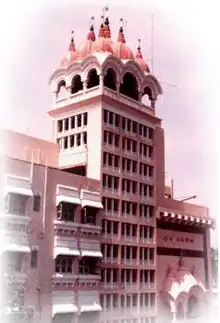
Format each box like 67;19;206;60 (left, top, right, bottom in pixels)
77;24;96;59
112;26;134;60
135;39;150;73
91;23;113;55
60;31;78;68
163;266;178;292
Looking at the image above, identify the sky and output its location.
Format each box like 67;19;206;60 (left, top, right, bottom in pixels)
0;0;219;246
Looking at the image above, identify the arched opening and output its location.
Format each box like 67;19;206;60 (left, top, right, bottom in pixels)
176;302;184;320
87;68;100;89
161;302;172;321
71;74;83;94
142;86;153;107
187;295;200;319
104;68;117;91
120;72;139;101
57;80;67;99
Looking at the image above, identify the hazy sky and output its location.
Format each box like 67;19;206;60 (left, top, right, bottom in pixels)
1;1;219;245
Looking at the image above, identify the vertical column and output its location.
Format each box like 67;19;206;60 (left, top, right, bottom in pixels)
147;270;150;288
110;268;113;287
148;293;151;313
83;79;87;91
147;248;150;265
99;74;104;92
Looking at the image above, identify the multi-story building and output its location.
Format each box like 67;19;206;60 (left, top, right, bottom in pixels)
0;14;215;323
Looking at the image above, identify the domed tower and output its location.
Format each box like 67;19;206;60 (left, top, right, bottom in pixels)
48;13;163;323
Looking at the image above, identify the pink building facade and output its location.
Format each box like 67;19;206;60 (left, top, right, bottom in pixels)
0;14;215;323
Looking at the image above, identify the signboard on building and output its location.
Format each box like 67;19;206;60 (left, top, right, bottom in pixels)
157;229;204;251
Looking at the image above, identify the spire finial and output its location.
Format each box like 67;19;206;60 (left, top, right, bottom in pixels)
87;17;96;41
136;38;143;59
103;6;111;38
117;19;126;43
69;30;75;51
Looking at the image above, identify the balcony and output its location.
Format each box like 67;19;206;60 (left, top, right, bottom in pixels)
122;235;138;244
52;291;78;317
121;259;137;266
139;260;155;267
139;282;155;290
140;195;155;205
103;188;119;196
78;274;101;286
1;217;30;255
122;171;137;179
121;282;138;290
58;145;87;169
52;273;78;286
121;213;137;223
121;191;138;201
104;210;120;219
102;257;118;264
103;143;121;154
103;165;120;175
101;232;119;241
56;184;81;207
139;237;154;245
53;235;80;258
79;239;102;258
80;189;103;209
101;282;119;289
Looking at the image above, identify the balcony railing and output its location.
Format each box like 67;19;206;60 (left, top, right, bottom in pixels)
103;165;120;174
121;259;137;266
139;260;155;266
122;235;138;243
139;282;155;289
104;210;119;218
103;187;119;195
101;282;119;289
139;238;154;244
121;282;137;290
103;257;118;264
101;232;119;239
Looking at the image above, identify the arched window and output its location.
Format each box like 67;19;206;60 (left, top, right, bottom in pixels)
71;74;83;94
104;68;117;91
87;69;100;89
142;86;153;106
120;72;139;101
57;80;67;99
176;302;184;320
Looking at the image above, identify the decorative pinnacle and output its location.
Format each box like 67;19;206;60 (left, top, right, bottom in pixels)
138;38;141;50
102;5;109;20
71;30;74;42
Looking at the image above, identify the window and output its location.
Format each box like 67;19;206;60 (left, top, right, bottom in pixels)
55;256;73;273
5;194;28;215
33;193;41;212
70;135;75;147
83;132;87;145
83;112;88;126
79;257;98;275
81;207;97;225
71;116;75;129
58;120;63;132
77;114;82;127
30;247;38;268
64;118;69;131
76;133;81;146
57;202;75;222
64;137;68;149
